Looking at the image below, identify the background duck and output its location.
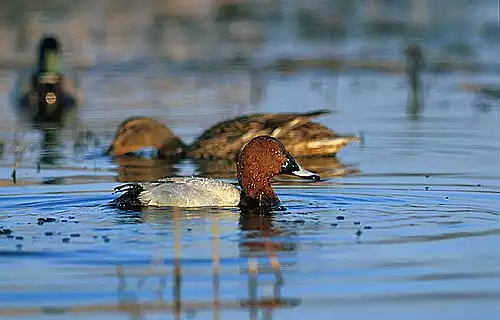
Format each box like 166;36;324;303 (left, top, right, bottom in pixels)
10;35;82;131
106;109;360;160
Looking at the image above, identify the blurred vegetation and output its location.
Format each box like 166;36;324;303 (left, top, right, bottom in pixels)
0;0;496;68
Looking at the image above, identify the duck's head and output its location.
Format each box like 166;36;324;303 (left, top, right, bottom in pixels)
237;135;320;207
37;35;61;73
106;117;186;158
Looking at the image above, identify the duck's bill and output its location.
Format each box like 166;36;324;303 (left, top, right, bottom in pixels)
283;158;321;181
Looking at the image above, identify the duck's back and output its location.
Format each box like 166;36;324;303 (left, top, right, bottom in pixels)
188;110;357;159
113;177;241;208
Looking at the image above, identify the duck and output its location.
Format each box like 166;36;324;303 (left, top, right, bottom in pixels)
106;109;359;160
111;135;320;209
10;35;82;130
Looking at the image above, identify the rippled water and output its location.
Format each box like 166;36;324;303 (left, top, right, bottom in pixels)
0;2;500;319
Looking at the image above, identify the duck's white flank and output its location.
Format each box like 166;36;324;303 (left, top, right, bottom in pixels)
137;177;241;208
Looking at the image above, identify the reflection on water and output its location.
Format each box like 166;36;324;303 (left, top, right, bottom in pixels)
195;156;359;179
114;156;180;182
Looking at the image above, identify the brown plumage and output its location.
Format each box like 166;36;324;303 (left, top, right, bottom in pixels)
237;135;292;207
107;109;359;160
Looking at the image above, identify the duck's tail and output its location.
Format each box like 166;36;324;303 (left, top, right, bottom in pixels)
301;109;333;118
109;183;145;210
287;135;361;157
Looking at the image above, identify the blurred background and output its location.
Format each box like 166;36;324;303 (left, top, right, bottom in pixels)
0;0;498;129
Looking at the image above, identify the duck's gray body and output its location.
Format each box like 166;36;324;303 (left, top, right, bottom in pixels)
114;177;242;208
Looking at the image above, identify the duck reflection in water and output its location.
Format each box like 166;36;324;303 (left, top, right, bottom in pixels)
195;156;359;179
114;156;181;183
238;208;299;315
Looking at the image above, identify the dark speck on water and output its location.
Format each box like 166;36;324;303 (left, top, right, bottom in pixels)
293;219;305;224
364;226;373;230
0;228;13;235
15;236;23;240
44;232;54;236
37;217;57;224
354;221;360;225
70;233;81;238
355;230;362;237
425;186;430;191
6;235;14;239
336;216;345;220
62;238;70;243
331;223;338;227
185;228;192;232
16;244;22;250
61;219;67;222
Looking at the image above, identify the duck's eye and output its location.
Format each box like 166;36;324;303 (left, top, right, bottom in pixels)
281;159;289;170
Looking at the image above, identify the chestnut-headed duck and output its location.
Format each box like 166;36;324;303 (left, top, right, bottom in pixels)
106;109;359;160
111;135;320;209
10;35;82;130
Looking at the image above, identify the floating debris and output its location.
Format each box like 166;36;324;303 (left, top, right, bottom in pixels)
0;228;13;235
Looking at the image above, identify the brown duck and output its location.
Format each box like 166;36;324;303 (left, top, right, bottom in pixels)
106;109;359;160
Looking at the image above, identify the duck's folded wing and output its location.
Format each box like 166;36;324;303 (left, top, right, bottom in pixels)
190;109;334;159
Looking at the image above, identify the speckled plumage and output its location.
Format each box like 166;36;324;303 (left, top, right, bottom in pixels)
107;110;359;160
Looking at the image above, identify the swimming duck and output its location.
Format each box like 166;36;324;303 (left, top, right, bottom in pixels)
111;135;320;209
10;35;81;130
106;109;359;160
